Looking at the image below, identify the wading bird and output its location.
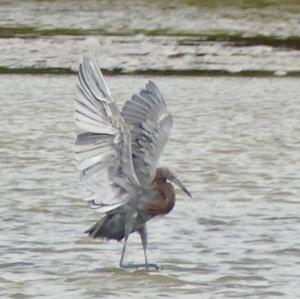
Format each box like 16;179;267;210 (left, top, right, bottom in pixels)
74;57;192;270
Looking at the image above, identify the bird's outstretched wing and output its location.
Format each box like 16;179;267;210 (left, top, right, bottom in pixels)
121;81;173;185
74;57;140;210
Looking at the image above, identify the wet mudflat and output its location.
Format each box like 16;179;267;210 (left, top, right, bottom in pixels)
1;74;300;298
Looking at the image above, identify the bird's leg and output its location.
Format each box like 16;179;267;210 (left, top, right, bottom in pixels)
119;236;142;269
140;225;149;265
119;235;129;268
119;226;160;270
119;215;140;269
138;225;160;270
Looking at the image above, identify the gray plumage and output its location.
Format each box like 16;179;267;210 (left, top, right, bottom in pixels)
74;57;191;269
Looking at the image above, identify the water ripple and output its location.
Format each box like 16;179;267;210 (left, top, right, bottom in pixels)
0;75;300;298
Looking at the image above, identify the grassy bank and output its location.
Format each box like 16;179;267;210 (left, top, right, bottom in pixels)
1;66;299;77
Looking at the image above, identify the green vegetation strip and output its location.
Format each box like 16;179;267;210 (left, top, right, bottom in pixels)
1;66;300;77
1;26;300;49
0;66;75;75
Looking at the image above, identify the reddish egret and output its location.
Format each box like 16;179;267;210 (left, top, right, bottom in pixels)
74;57;191;270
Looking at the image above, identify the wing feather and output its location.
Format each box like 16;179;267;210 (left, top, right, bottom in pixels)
121;81;173;184
74;57;140;210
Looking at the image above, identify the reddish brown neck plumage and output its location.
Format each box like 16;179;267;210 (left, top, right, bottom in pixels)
144;177;175;216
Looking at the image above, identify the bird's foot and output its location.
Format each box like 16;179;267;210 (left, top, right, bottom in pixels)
145;263;161;270
120;263;160;271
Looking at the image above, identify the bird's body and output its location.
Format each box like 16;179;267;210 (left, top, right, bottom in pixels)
74;57;191;269
85;167;176;241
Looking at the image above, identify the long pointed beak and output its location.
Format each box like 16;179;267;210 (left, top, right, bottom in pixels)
172;177;192;198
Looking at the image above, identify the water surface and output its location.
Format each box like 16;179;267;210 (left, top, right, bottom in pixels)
1;0;300;37
1;74;300;298
1;0;300;75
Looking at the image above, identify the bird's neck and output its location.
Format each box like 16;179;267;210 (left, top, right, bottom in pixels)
151;179;175;215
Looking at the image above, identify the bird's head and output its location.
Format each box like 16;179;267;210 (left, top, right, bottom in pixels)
154;167;192;198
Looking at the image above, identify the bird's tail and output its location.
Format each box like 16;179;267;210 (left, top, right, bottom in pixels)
85;212;125;241
84;215;107;238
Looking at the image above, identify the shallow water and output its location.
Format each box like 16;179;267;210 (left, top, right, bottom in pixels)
1;0;300;75
1;35;300;75
1;0;300;37
1;74;300;298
